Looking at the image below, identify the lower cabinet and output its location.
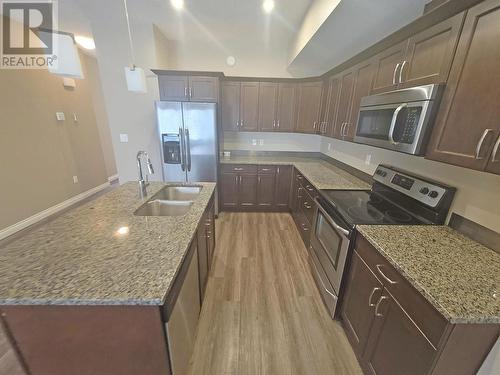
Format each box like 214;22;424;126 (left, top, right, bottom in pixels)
291;168;318;248
197;195;215;301
341;235;499;375
220;164;292;211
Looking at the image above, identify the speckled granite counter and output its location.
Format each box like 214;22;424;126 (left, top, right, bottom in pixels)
0;182;216;306
357;225;500;324
220;156;370;190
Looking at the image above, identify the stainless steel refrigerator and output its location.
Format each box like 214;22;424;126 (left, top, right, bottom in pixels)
156;101;218;183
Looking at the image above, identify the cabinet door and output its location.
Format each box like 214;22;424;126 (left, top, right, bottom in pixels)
276;83;297;132
240;82;260;131
363;291;437;375
189;76;218;102
221;82;240;131
485;134;500;174
206;199;216;268
345;60;375;141
258;82;278;131
159;75;189;101
371;41;407;94
400;12;465;88
274;166;292;209
426;0;500;172
334;70;355;139
197;215;209;301
296;81;323;134
324;76;341;138
257;173;276;208
239;174;258;208
341;251;383;357
220;172;239;209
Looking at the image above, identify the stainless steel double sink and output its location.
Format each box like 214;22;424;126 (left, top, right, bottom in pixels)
134;185;203;217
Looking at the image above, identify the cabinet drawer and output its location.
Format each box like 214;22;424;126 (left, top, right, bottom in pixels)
302;181;318;199
221;164;258;174
302;192;315;225
355;235;447;348
258;165;277;174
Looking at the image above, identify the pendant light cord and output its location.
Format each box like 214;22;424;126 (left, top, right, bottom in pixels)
123;0;135;69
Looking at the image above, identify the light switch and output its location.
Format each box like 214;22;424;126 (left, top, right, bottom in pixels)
365;154;372;165
251;139;257;146
119;134;129;143
73;175;78;184
328;143;332;151
259;139;264;146
73;113;78;122
56;112;65;121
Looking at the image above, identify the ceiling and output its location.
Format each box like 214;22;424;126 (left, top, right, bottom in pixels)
57;0;429;77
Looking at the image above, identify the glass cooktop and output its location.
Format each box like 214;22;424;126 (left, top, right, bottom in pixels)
319;190;425;226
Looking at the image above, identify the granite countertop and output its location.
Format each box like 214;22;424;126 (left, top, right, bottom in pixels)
0;182;216;306
357;225;500;324
220;155;371;190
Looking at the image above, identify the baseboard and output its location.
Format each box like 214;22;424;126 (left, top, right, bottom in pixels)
108;174;119;183
0;182;110;241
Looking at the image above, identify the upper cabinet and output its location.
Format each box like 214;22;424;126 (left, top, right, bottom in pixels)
221;81;240;131
258;82;279;131
322;76;341;138
426;0;500;175
159;75;218;102
334;70;356;139
296;81;324;134
371;12;465;94
276;83;297;132
240;82;260;131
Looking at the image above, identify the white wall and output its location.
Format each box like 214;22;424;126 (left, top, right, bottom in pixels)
478;339;500;375
223;132;321;152
320;137;500;233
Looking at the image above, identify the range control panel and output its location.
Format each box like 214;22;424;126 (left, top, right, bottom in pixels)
373;165;449;208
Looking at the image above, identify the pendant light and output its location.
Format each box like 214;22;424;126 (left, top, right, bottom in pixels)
123;0;147;93
40;30;84;79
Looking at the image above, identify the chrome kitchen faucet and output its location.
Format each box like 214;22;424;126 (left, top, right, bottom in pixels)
136;151;154;198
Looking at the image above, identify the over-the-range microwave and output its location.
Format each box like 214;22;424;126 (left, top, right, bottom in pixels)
354;84;444;155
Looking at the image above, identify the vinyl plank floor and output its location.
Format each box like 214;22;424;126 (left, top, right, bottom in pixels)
187;212;362;375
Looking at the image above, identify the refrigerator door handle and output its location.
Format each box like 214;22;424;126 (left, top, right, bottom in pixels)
185;128;192;172
179;126;186;171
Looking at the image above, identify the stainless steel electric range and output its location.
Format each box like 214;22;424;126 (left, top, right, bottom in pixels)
308;164;456;319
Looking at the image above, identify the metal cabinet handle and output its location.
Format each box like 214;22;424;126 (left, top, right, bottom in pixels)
388;103;408;145
313;121;317;131
297;175;303;180
258;176;261;184
185;87;188;97
399;60;407;84
241;120;244;128
491;135;500;162
343;123;350;137
303;202;312;209
189;87;192;98
374;295;388;317
234;167;244;171
301;224;310;232
393;63;401;85
306;186;314;192
277;167;280;174
277;120;280;129
368;287;381;307
376;264;397;284
273;120;276;129
239;176;242;184
475;129;494;159
261;168;271;171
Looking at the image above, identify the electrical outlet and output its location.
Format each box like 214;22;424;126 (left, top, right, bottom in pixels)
73;113;78;122
56;112;65;121
365;154;372;165
73;175;78;184
251;139;257;146
119;134;129;143
259;139;264;146
327;143;332;151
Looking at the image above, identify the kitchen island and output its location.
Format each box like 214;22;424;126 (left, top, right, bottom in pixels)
0;181;217;375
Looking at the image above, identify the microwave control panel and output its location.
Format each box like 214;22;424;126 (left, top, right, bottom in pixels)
398;107;422;144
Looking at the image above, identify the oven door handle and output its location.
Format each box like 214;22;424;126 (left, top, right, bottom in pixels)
314;198;350;237
388;103;408;145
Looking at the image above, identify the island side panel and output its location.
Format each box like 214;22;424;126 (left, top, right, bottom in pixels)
0;305;171;375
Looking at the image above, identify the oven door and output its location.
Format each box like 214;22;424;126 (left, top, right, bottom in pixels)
354;101;431;155
309;199;351;296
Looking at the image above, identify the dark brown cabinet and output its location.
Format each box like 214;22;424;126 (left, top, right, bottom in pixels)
426;0;500;175
342;234;499;375
323;76;341;137
363;290;438;375
296;81;324;134
274;166;292;209
276;83;297;132
197;195;216;302
334;70;355;139
258;82;278;131
240;82;260;131
372;13;464;94
290;168;318;248
341;251;383;356
159;75;218;102
257;173;275;207
220;164;291;211
221;82;241;131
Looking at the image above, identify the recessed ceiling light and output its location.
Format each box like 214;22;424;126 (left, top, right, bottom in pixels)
171;0;184;10
74;35;95;50
262;0;275;13
116;226;130;236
